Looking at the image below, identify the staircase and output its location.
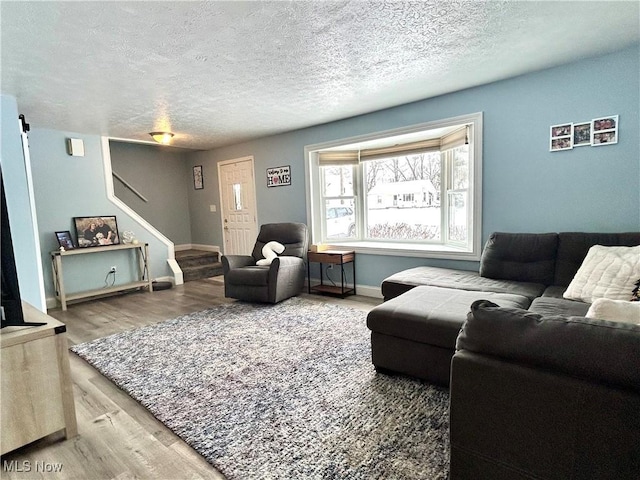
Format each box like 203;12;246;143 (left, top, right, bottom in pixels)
175;249;224;282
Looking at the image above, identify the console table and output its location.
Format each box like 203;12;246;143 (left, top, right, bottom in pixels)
1;302;77;455
307;249;356;297
51;243;153;311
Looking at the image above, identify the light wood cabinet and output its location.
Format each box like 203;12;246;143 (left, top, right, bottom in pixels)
1;302;77;455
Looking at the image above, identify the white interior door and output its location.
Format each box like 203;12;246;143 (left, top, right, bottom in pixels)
218;157;258;255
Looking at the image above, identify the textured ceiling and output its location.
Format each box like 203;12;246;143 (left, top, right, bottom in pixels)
1;1;638;151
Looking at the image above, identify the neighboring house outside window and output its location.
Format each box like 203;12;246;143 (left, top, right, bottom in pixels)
305;112;483;260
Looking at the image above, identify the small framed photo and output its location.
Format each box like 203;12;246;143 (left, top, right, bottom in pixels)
74;216;120;248
591;115;618;146
55;231;75;250
572;122;591;147
193;165;204;190
550;123;573;151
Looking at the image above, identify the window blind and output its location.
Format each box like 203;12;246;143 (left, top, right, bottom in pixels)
440;126;468;151
317;126;469;165
318;150;360;166
359;138;441;161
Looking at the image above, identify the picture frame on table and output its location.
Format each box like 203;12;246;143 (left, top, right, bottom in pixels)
549;123;573;151
55;230;75;250
74;216;120;248
591;115;618;146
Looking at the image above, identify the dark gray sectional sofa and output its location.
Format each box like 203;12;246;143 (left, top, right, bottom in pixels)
366;231;640;480
367;231;640;385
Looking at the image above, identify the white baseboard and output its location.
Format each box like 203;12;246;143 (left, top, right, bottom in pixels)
175;243;220;254
192;244;220;254
354;284;383;299
45;297;58;311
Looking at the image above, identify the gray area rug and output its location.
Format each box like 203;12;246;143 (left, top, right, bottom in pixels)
71;298;450;479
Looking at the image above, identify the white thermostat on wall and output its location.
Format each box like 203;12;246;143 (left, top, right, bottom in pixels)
66;138;85;157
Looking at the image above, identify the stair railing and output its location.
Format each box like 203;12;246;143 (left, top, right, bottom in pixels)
112;171;148;203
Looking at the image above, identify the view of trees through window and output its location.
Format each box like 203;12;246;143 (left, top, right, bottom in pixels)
365;151;442;241
322;145;470;242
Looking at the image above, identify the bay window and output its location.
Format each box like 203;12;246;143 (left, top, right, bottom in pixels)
305;113;482;260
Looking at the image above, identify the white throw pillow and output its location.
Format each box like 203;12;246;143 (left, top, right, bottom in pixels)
586;298;640;325
563;245;640;303
256;241;285;266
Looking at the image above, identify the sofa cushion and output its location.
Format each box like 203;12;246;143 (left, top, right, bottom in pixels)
479;232;558;285
529;296;590;317
381;266;545;301
367;286;530;349
457;300;640;392
587;298;640;325
541;285;567;298
554;232;640;286
563;245;640;302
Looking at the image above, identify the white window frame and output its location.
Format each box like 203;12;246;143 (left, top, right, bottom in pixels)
319;166;357;240
304;112;483;261
442;146;471;247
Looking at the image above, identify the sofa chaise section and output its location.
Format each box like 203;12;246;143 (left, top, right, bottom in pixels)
367;285;529;385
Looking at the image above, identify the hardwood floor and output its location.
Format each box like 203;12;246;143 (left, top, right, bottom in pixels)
1;278;381;480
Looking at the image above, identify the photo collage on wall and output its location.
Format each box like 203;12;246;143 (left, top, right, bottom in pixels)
550;115;618;152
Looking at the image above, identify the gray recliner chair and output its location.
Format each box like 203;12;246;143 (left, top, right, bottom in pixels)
221;222;309;303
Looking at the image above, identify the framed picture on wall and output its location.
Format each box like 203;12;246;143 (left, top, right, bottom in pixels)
572;122;591;147
549;123;573;151
193;165;204;190
266;165;291;187
74;216;120;247
591;115;618;146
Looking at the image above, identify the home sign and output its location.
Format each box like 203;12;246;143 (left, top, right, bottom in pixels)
267;165;291;187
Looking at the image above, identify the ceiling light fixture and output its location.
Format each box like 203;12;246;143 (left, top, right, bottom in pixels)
149;131;174;144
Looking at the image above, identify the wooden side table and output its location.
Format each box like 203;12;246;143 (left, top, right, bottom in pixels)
307;249;356;297
51;243;153;310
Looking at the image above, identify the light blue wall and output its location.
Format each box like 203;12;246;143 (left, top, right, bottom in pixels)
0;95;46;310
5;46;638;300
187;46;640;289
27;129;173;301
110;141;192;245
